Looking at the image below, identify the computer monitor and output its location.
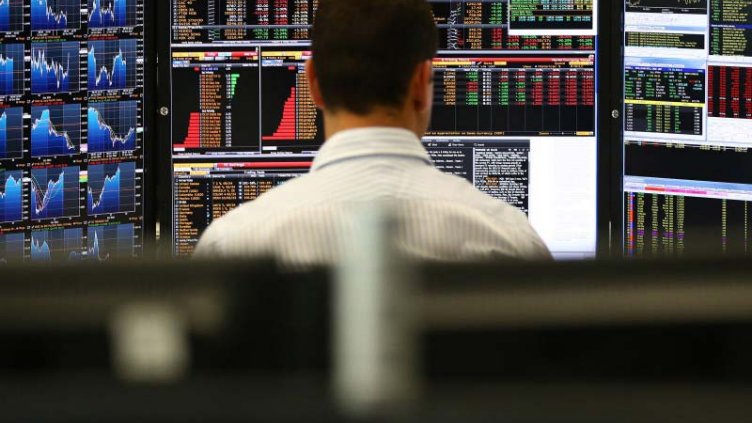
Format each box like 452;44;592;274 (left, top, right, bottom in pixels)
166;1;320;255
0;0;149;263
165;0;599;258
622;0;752;256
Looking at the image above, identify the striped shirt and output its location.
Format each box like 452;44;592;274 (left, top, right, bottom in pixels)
194;127;551;266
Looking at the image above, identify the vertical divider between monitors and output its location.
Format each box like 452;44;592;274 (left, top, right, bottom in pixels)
156;0;173;257
611;0;625;258
595;0;610;257
596;0;624;258
141;0;159;254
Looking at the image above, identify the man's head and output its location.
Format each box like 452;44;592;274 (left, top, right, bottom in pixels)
307;0;438;137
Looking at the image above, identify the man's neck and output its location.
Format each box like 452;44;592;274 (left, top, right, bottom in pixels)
323;109;421;140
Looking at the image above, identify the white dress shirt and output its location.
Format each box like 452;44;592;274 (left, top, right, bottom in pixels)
194;127;551;266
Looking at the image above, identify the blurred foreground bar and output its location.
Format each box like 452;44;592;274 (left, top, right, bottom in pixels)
419;259;752;423
0;258;751;422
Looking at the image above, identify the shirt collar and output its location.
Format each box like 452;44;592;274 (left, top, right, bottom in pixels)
311;127;433;172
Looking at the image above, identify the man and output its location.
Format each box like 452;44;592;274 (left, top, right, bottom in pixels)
195;0;551;265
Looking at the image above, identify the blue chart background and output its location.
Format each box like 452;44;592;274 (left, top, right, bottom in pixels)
0;0;25;32
88;0;137;29
88;39;137;91
31;41;81;94
30;227;83;261
87;161;136;215
88;101;138;153
0;43;24;96
88;223;134;260
0;232;24;263
31;103;82;157
31;166;81;220
0;169;22;223
31;0;82;31
0;0;146;264
0;107;24;159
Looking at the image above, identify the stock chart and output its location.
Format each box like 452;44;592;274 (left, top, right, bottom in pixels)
30;41;80;94
87;101;138;153
88;0;137;28
0;0;146;262
30;227;83;261
0;169;23;223
31;0;82;31
30;104;81;157
87;39;136;91
0;43;24;96
87;223;134;261
87;161;136;215
0;0;24;32
0;107;23;159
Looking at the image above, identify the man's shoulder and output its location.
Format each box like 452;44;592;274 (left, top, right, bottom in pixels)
195;165;551;260
405;169;550;257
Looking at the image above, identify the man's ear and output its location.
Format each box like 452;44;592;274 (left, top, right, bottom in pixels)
306;59;325;109
411;60;433;113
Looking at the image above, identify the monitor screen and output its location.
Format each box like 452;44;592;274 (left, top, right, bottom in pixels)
0;0;147;263
168;0;599;258
623;0;752;256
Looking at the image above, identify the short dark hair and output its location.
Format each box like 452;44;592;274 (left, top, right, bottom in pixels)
312;0;438;115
